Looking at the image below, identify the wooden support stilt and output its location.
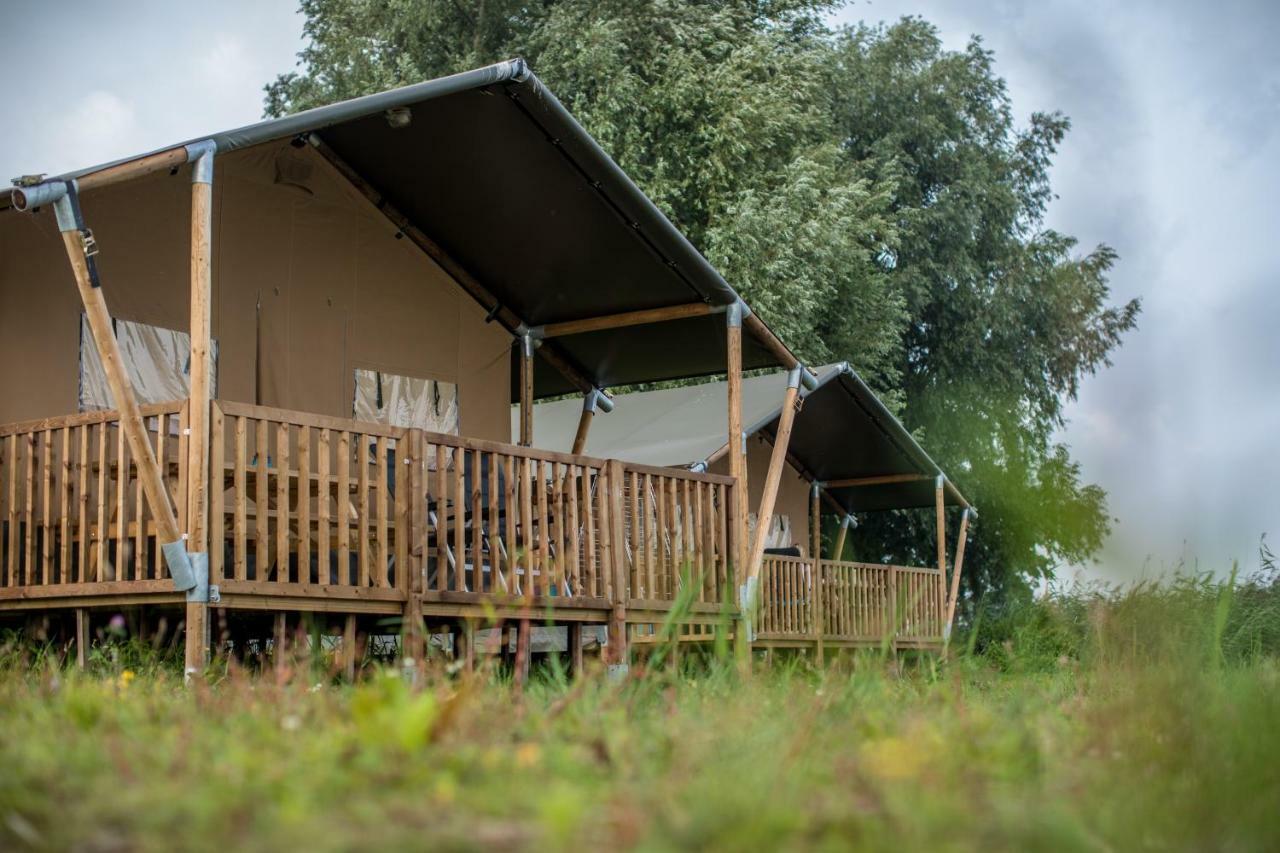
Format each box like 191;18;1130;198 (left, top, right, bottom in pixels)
403;595;425;669
568;622;583;679
75;608;89;669
343;614;358;681
273;612;288;674
185;153;214;676
458;620;475;674
514;619;531;687
945;509;971;640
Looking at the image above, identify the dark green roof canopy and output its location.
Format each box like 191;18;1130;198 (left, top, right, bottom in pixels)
5;59;791;396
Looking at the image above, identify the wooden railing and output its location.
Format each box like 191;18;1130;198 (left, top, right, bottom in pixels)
209;403;735;610
820;561;892;641
622;463;734;610
757;555;814;637
0;402;187;592
412;434;612;603
757;558;944;646
210;401;410;597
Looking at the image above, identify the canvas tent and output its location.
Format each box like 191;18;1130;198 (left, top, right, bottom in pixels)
525;363;970;513
2;58;799;408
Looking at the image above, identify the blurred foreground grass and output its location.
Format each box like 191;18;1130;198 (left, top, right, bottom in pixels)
1;565;1278;852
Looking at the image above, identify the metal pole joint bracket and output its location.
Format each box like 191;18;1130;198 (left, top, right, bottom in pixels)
184;139;217;184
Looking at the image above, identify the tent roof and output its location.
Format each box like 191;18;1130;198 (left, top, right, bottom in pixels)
523;364;970;512
3;59;792;397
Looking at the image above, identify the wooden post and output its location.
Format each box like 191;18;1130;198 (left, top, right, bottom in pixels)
811;483;824;664
514;619;532;687
726;306;749;664
519;335;535;447
458;620;475;674
185;144;215;675
515;348;535;686
603;460;629;673
403;595;425;671
745;380;801;583
726;314;748;581
944;509;971;640
343;614;358;681
935;476;947;641
568;622;583;678
273;612;288;675
74;608;89;669
832;514;852;563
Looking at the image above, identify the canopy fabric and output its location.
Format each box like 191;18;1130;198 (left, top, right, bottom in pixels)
4;59;788;397
523;364;969;512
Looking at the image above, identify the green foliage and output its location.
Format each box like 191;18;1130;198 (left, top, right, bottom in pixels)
1;575;1278;850
265;3;1140;598
965;550;1280;674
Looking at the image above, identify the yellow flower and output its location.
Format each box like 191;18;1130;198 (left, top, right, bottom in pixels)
515;742;542;768
117;670;136;690
864;736;926;780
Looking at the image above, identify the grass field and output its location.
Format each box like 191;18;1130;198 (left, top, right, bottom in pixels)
0;567;1277;851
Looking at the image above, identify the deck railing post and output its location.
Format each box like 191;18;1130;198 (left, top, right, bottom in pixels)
810;482;824;664
603;459;629;676
889;565;899;652
725;302;751;666
403;430;426;670
935;475;947;642
185;140;217;676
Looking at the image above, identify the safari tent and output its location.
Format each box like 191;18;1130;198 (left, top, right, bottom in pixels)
527;363;973;651
0;60;970;674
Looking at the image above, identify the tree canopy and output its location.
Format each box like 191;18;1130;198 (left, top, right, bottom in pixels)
266;0;1140;604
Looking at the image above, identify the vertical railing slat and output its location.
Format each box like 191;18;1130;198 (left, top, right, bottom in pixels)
210;405;224;584
298;426;311;585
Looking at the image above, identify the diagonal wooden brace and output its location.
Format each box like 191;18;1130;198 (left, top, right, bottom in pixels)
944;508;973;641
43;183;192;588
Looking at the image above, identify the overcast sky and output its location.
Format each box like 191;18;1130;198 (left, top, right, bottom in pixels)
2;1;1276;583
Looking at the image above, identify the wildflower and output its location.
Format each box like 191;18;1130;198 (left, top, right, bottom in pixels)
515;742;541;768
117;670;135;690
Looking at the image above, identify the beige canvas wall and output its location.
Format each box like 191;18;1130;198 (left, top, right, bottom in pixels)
0;141;512;441
711;435;812;555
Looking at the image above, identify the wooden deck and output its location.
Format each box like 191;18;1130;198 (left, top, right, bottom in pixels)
0;400;942;659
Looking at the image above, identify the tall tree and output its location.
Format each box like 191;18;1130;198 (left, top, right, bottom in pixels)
833;20;1139;603
265;2;1139;604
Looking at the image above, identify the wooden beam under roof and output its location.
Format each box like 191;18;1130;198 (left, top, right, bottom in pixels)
538;302;715;338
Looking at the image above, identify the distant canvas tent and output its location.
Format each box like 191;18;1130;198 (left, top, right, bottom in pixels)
526;364;970;568
523;363;969;512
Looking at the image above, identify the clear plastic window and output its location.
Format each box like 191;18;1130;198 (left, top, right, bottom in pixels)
352;368;458;434
79;314;216;411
